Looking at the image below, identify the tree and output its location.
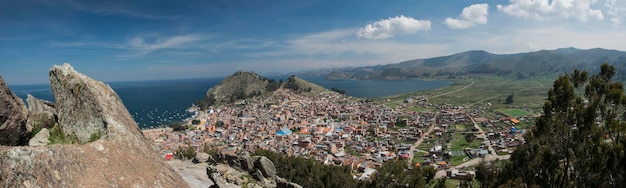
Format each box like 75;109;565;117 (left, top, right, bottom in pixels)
494;64;626;187
369;159;435;187
505;93;514;104
331;87;347;94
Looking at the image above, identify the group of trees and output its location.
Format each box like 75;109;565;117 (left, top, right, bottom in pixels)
331;87;347;94
479;64;626;187
370;159;438;187
253;149;365;188
253;150;439;188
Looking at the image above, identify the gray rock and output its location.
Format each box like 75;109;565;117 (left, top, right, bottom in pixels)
0;64;187;187
262;178;277;188
206;166;239;188
195;152;210;163
224;153;242;169
49;63;111;143
239;151;253;171
26;94;57;130
28;128;50;146
252;169;264;181
254;156;277;178
0;75;30;145
276;176;303;188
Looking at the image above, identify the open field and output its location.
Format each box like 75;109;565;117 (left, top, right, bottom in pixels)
501;108;531;117
385;75;555;112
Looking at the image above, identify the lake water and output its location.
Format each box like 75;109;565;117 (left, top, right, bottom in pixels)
8;76;450;128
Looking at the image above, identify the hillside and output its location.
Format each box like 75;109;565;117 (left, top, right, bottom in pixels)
324;48;626;80
196;71;328;109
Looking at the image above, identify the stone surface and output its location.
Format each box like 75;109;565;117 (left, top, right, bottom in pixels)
0;64;187;187
0;75;30;146
26;94;57;130
239;151;253;171
277;176;303;188
28;128;50;146
200;149;302;188
207;165;239;188
194;152;210;163
49;63;111;143
166;159;214;188
254;156;277;178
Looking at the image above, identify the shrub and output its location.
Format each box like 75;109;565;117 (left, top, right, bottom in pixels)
175;145;196;160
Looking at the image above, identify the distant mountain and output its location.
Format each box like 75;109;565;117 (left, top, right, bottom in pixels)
322;48;626;80
196;71;328;109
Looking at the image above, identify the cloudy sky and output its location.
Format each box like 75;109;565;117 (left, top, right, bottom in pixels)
1;0;625;84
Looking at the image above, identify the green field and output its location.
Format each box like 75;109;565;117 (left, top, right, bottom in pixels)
384;75;554;112
501;108;531;117
408;107;430;112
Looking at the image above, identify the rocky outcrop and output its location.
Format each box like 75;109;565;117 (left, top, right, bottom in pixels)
28;128;50;146
0;63;187;187
26;94;57;130
49;64;111;143
254;156;277;178
195;152;210;163
204;147;300;188
0;75;30;146
276;177;303;188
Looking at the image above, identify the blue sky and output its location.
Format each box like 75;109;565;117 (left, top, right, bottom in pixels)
1;0;625;84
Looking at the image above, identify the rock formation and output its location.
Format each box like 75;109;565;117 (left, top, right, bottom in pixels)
202;147;301;188
26;94;57;130
254;156;277;178
0;63;187;187
0;75;30;146
28;128;50;146
49;64;111;143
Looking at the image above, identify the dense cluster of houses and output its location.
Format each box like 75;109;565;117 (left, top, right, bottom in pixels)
143;89;530;180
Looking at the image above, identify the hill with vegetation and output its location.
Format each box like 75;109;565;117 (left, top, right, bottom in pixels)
324;48;626;80
195;71;328;109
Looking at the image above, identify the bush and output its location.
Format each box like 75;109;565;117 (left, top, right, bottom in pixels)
48;124;79;145
175;145;196;160
191;119;201;125
170;123;186;131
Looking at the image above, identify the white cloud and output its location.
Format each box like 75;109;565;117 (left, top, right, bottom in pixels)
247;29;448;66
497;0;604;22
356;15;431;40
606;0;626;26
126;34;203;56
445;4;489;29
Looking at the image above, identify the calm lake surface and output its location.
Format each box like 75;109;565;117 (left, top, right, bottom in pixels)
9;76;450;128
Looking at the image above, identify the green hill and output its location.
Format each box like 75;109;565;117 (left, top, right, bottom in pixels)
323;48;626;80
196;72;328;109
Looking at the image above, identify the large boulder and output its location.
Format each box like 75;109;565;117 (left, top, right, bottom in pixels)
195;152;210;163
254;156;277;178
49;64;110;143
28;128;50;146
0;64;187;187
0;75;30;145
26;94;57;130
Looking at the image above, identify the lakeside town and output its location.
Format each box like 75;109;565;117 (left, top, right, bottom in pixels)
143;88;531;180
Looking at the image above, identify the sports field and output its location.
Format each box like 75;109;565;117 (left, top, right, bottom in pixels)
501;108;531;117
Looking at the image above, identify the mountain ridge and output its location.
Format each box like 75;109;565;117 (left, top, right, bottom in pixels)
319;47;626;80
